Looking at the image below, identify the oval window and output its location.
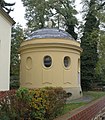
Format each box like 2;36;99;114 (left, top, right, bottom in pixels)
64;56;70;68
44;56;52;68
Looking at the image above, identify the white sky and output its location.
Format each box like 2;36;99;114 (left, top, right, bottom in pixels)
5;0;82;28
5;0;27;27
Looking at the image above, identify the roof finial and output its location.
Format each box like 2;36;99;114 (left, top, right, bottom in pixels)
48;19;52;28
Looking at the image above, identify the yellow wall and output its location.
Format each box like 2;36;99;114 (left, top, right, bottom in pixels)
19;38;82;99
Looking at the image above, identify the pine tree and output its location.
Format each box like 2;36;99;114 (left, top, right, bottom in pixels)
81;0;99;90
95;0;105;82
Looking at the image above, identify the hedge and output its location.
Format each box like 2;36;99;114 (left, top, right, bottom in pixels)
0;87;68;120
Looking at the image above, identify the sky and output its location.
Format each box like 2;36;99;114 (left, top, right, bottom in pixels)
5;0;27;27
5;0;82;28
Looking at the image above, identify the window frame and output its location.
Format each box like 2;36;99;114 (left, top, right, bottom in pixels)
43;55;52;69
63;56;71;69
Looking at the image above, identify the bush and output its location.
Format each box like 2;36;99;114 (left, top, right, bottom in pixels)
45;87;67;119
16;87;32;119
16;88;49;119
0;91;18;120
0;87;67;120
29;88;49;120
0;89;31;120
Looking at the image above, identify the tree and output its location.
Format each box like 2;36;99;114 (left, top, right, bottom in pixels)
96;30;105;82
0;0;15;13
10;24;24;89
81;0;99;90
21;0;48;31
21;0;78;39
48;0;78;39
95;0;105;82
10;24;24;77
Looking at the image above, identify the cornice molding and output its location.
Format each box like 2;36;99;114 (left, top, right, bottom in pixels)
0;7;15;25
19;42;83;54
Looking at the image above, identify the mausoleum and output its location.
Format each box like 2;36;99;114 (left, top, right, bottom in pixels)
19;28;83;99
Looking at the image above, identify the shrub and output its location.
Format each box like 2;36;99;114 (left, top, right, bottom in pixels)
16;87;68;119
0;89;31;120
0;87;67;120
16;87;32;119
45;87;67;119
0;91;18;120
16;88;49;119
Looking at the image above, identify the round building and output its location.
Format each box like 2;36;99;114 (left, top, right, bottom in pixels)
19;28;83;99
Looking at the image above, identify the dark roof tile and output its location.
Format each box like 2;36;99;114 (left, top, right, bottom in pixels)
26;28;75;40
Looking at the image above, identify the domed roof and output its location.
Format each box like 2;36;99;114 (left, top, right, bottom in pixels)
26;28;75;40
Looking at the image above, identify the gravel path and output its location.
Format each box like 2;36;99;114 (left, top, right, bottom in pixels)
70;96;94;103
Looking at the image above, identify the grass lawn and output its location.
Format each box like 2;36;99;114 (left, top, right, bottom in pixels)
84;91;105;100
62;91;105;115
63;102;87;114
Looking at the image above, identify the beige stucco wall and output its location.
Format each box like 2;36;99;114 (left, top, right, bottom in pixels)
0;12;12;91
20;38;82;99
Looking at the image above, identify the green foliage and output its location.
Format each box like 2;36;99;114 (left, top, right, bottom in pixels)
0;92;18;120
81;0;99;90
48;0;78;39
16;88;32;119
29;88;48;120
81;0;105;90
44;87;67;119
10;24;24;89
63;102;87;114
16;87;31;101
10;24;24;76
10;75;20;89
84;91;105;100
21;0;78;39
96;30;105;82
21;0;48;31
0;87;67;120
95;1;105;82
